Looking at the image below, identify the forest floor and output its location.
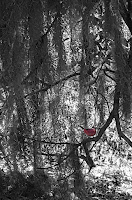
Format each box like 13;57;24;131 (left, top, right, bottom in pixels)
83;161;132;196
95;163;132;195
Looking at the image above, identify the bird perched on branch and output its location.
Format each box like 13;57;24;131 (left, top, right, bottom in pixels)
80;126;96;136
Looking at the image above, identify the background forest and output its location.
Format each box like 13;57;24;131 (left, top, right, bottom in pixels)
1;0;132;199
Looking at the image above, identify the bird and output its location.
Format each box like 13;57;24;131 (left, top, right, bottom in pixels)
79;126;96;136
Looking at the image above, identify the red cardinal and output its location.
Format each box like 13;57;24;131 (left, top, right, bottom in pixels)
80;126;96;136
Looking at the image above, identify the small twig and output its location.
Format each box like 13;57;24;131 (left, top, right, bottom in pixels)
97;91;111;114
104;70;116;82
38;140;79;146
104;67;116;74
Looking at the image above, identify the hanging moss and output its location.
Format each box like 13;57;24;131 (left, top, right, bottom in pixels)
70;147;84;188
104;0;113;35
113;18;131;118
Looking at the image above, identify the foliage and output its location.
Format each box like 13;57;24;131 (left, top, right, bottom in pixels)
0;170;51;200
85;172;132;200
0;169;131;200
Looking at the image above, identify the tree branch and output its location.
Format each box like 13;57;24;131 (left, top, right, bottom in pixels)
104;71;116;82
81;109;114;145
38;140;79;146
113;83;132;147
115;106;132;147
25;72;80;98
82;84;120;145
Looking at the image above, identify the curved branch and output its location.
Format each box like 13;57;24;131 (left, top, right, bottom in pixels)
104;70;116;82
115;114;132;147
113;83;132;147
82;109;114;145
81;84;120;145
25;72;80;98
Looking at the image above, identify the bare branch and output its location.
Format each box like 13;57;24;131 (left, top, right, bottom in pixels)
115;110;132;147
113;84;132;147
38;140;79;146
104;71;116;82
81;109;114;145
25;72;80;98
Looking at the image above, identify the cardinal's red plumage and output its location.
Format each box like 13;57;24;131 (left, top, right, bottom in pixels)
84;128;96;136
